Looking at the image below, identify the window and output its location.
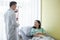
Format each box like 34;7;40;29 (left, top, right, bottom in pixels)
0;0;41;40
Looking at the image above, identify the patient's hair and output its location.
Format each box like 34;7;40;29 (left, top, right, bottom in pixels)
10;1;17;7
33;20;41;29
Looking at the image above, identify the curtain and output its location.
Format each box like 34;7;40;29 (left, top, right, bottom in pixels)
18;0;41;27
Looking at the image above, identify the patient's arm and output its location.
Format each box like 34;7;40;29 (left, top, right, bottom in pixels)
36;33;46;35
33;33;46;37
33;33;42;37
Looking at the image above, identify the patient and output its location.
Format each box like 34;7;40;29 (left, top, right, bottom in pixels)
29;20;55;40
30;20;46;38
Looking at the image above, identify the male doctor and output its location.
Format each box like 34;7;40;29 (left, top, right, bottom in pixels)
4;1;19;40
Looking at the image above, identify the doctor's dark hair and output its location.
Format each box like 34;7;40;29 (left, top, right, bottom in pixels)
10;1;17;7
33;20;41;29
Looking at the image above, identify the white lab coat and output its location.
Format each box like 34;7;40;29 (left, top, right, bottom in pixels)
4;9;19;40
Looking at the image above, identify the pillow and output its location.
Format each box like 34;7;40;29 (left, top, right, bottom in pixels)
21;26;32;35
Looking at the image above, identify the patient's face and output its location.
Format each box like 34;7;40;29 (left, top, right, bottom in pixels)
34;21;39;28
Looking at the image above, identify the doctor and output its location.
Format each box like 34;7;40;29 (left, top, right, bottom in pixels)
4;1;19;40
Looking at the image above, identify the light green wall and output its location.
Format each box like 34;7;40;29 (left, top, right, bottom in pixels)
42;0;60;40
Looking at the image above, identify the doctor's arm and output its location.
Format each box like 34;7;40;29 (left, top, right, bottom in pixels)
11;14;19;27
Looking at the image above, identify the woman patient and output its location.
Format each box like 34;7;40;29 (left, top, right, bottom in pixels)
30;20;46;40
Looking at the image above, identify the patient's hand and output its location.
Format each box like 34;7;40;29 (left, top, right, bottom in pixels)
36;33;43;35
33;33;43;37
37;32;46;35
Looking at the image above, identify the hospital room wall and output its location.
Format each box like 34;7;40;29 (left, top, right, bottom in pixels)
42;0;60;40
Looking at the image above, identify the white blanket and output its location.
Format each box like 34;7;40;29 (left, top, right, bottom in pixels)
29;36;55;40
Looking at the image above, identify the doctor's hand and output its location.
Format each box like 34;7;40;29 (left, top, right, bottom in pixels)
16;18;18;21
15;9;18;13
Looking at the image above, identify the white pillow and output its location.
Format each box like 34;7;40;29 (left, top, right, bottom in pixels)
21;26;32;35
